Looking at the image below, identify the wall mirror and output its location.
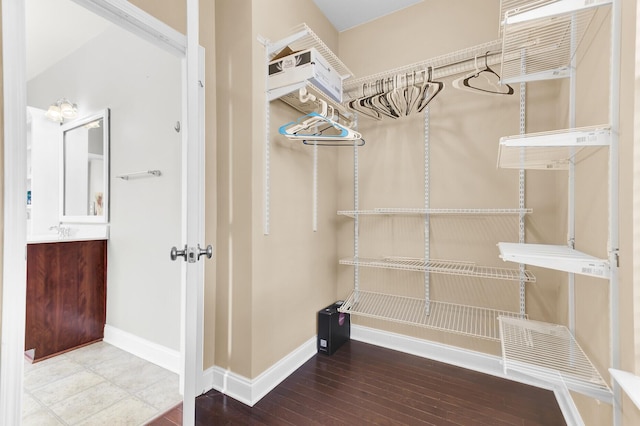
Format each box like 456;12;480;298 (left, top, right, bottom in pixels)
59;108;110;223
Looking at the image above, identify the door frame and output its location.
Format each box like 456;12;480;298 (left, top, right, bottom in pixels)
0;1;205;425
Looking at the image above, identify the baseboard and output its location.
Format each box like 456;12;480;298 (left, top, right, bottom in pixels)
103;324;180;374
202;336;317;406
350;324;511;380
198;324;585;425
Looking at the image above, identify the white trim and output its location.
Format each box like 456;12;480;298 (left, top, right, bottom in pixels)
610;369;640;411
70;0;186;57
202;336;317;406
103;324;180;374
0;0;28;424
181;1;202;425
1;1;204;425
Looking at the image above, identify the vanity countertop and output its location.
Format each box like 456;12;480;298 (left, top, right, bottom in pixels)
27;224;109;244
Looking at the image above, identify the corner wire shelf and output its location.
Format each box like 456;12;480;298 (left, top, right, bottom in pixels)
342;39;504;103
340;256;536;282
337;207;532;217
339;290;525;341
266;23;354;121
497;125;611;169
499;316;612;402
500;0;613;84
498;242;609;279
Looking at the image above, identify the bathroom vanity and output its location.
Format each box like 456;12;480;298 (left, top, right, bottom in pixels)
25;239;107;362
24;108;111;362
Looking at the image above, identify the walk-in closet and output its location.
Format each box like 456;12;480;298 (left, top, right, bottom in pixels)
244;0;633;424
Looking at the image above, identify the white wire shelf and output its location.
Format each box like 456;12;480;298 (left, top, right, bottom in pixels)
340;256;536;282
497;126;611;169
337;207;532;217
500;0;612;84
342;39;504;102
498;242;609;278
339;290;525;340
499;316;611;400
267;23;353;79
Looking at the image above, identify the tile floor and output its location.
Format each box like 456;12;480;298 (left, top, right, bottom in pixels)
22;342;182;425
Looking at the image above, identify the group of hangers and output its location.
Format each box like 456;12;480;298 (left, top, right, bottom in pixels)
346;52;514;121
279;88;365;146
279;52;514;142
348;66;443;120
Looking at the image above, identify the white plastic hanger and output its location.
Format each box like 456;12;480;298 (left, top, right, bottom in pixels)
452;52;514;96
279;88;363;143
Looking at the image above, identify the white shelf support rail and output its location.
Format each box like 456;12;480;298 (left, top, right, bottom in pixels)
424;107;431;315
568;11;578;334
353;114;360;292
609;0;622;424
312;141;318;232
258;34;272;235
519;49;527;318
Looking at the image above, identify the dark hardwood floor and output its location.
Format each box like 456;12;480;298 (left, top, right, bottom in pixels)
148;340;566;425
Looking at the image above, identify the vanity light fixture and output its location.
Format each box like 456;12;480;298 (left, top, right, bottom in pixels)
45;98;78;123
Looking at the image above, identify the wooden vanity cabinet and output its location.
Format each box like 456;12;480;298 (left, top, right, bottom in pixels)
25;240;107;362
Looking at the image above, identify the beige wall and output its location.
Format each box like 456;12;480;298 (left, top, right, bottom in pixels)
250;0;341;378
211;0;342;379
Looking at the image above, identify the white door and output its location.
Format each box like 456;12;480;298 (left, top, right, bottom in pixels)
0;1;205;425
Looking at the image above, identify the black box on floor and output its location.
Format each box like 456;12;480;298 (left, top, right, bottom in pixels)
317;301;350;355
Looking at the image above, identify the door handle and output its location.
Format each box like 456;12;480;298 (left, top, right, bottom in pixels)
170;245;187;262
198;244;213;260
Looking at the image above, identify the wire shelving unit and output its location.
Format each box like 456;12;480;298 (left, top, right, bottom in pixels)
499;316;611;401
497;126;611;169
342;39;504;104
261;23;356;235
498;242;609;279
495;0;620;420
341;290;524;341
266;23;354;118
340;257;536;282
337;207;532;217
499;0;613;84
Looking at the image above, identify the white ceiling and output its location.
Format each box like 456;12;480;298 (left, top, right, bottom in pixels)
26;0;112;81
312;0;424;32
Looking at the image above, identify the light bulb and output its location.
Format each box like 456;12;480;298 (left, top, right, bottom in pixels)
45;104;63;122
60;100;78;119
